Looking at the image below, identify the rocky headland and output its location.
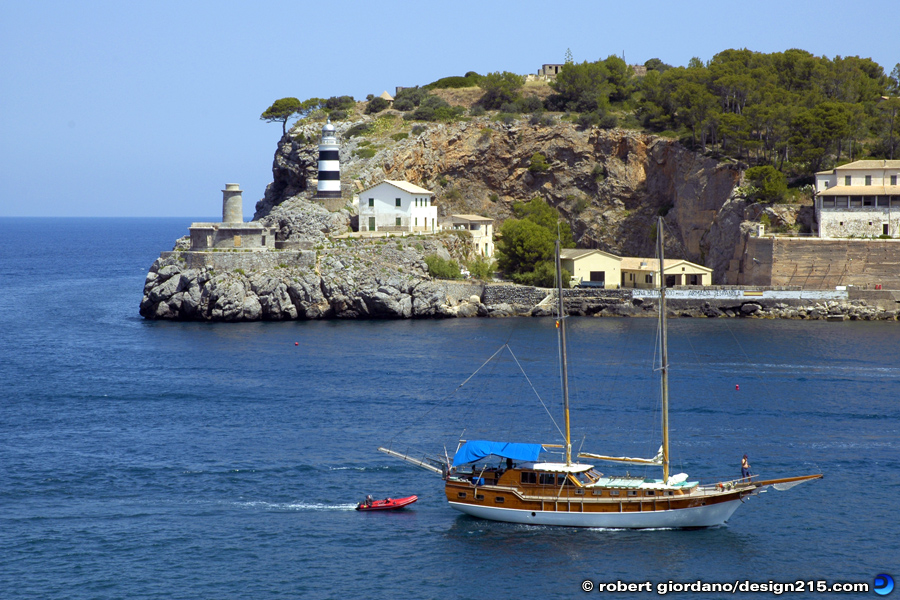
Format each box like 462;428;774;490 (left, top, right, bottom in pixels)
141;111;896;322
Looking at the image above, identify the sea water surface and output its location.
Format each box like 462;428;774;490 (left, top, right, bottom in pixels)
0;218;897;599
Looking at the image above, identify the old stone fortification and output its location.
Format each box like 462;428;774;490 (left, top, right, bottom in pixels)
727;237;900;289
160;250;315;271
140;196;491;321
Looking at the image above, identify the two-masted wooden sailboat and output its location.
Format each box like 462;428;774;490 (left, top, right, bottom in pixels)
380;218;821;528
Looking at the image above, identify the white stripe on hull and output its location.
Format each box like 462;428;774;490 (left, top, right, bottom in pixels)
448;499;743;528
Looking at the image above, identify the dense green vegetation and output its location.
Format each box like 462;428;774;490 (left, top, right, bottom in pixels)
496;198;574;287
424;71;484;90
631;50;900;174
264;48;900;181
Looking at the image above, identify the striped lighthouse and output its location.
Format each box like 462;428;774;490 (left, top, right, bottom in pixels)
316;119;341;199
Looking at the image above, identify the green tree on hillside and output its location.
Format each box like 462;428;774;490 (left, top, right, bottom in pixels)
877;96;900;159
744;166;787;202
496;198;574;287
478;71;525;109
550;60;612;112
260;97;322;135
365;97;390;114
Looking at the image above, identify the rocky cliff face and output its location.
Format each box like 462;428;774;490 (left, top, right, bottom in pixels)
139;213;490;321
258;115;747;282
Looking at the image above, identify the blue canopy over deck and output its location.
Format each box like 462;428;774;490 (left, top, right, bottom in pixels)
452;441;544;467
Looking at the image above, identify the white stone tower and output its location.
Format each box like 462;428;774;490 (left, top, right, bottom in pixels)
316;119;341;199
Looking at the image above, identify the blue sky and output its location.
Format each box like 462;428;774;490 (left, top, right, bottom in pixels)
1;0;897;217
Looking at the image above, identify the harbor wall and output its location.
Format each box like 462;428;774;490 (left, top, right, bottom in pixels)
730;237;900;289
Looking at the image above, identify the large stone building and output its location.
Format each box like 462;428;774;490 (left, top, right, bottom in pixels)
814;160;900;238
357;180;437;233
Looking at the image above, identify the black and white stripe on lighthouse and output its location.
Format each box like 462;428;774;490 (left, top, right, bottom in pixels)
316;119;341;199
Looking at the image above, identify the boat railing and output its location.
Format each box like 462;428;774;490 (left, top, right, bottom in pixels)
695;475;760;493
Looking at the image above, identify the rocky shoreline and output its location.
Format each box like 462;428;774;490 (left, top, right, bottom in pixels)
141;247;900;322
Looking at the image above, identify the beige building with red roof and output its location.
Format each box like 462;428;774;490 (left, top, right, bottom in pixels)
619;257;712;288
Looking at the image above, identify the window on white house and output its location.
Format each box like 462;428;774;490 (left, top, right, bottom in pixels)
368;198;374;207
845;176;852;185
395;217;401;226
865;175;872;186
395;198;401;207
892;175;898;186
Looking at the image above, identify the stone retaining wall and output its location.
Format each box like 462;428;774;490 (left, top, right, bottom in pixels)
161;250;316;272
732;237;900;289
434;281;485;303
483;284;551;307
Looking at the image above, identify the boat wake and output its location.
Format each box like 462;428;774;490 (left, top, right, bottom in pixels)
232;500;358;511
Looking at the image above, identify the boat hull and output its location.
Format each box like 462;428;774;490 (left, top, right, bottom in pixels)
448;498;743;528
357;495;418;511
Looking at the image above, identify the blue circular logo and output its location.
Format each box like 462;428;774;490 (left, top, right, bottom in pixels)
874;574;894;596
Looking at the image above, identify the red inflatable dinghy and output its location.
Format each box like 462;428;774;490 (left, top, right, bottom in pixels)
356;495;418;511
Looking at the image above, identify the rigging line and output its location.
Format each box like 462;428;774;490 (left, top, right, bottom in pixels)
722;318;780;406
386;343;510;442
682;328;719;408
506;346;566;441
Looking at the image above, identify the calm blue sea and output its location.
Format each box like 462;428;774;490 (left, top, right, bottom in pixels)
0;218;897;599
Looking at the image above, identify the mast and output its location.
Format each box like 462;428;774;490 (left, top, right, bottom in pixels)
555;240;572;466
657;217;670;482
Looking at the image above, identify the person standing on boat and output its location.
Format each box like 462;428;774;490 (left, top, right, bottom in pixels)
741;455;751;480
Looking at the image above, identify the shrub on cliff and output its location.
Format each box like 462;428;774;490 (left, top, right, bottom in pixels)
325;95;355;111
477;71;525;110
345;123;373;138
424;72;483;89
528;153;550;173
424;255;462;279
365;97;390;114
466;256;495;280
744;166;788;202
393;87;428;111
405;95;465;122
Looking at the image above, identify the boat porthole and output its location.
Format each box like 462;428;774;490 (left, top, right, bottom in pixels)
531;512;536;517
